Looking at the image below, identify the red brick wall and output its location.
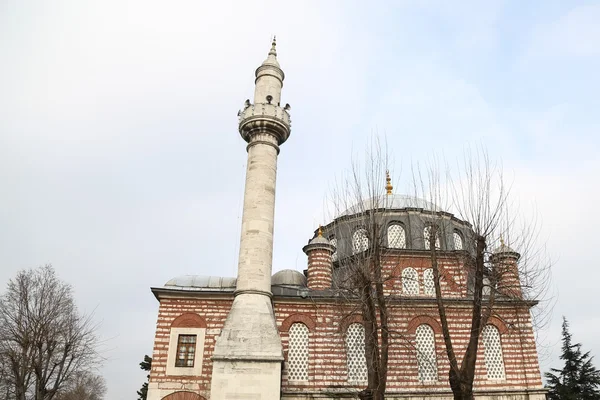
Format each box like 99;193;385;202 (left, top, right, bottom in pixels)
149;252;541;398
307;249;333;290
149;297;232;398
274;300;543;395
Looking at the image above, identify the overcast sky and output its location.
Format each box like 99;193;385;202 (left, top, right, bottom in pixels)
1;1;599;399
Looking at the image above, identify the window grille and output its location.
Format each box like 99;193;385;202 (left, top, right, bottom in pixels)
175;335;197;367
330;237;338;261
423;226;441;250
345;323;367;382
483;325;506;380
288;323;309;381
415;324;438;382
387;224;406;249
453;231;463;250
423;268;435;296
402;267;419;295
352;228;369;254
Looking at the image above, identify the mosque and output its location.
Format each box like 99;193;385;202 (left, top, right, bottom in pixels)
146;40;546;400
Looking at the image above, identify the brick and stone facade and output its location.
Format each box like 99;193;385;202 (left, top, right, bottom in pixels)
146;40;546;400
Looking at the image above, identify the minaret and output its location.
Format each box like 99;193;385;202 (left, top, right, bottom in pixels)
210;38;290;400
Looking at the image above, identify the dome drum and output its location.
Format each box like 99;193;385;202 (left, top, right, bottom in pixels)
320;200;474;260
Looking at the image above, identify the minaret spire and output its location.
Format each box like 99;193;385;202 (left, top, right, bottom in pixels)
211;40;291;400
269;35;277;56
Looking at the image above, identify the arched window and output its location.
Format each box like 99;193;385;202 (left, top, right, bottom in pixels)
453;231;464;250
423;268;435;297
345;323;367;382
415;324;438;382
329;237;338;261
423;226;441;250
387;223;406;249
288;323;309;381
482;325;506;380
402;267;419;295
352;228;369;254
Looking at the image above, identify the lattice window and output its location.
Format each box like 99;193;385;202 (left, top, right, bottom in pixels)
423;268;435;296
329;237;338;261
175;335;197;367
483;325;506;380
453;231;463;250
345;323;367;382
424;226;441;250
415;324;438;382
402;267;419;295
387;224;406;249
352;228;369;254
288;323;309;381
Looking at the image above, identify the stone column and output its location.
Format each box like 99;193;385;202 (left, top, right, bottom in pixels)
210;39;291;400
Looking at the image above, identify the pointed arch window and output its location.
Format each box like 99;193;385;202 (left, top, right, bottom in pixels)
415;324;438;382
424;226;441;250
423;268;435;297
402;267;419;295
288;323;309;381
352;228;369;254
345;323;367;382
482;325;506;380
387;223;406;249
329;237;338;261
453;231;464;250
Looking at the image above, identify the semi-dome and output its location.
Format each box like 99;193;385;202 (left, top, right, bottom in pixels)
339;194;440;217
165;275;237;289
272;269;307;287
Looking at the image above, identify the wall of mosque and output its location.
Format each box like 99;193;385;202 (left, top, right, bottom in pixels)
148;288;542;400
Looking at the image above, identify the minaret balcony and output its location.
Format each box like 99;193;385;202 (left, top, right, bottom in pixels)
238;102;291;145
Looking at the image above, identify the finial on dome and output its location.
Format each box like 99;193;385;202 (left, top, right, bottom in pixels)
318;225;323;237
385;170;393;195
269;35;277;56
500;235;505;247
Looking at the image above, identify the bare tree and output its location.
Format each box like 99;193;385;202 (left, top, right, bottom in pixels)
412;149;551;400
326;140;397;400
325;143;550;400
0;265;103;400
54;371;106;400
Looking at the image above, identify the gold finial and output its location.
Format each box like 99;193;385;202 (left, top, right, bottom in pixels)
500;235;505;247
317;225;323;237
385;170;393;195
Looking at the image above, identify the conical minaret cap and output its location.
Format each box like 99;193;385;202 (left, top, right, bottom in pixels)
259;36;281;69
303;226;335;254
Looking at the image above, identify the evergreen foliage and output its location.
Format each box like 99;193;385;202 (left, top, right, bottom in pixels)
545;317;600;399
137;355;152;400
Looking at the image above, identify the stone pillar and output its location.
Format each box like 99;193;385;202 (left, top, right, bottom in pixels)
210;38;291;400
303;230;335;290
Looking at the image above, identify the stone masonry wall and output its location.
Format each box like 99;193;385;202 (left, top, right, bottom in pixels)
149;291;542;399
275;300;543;396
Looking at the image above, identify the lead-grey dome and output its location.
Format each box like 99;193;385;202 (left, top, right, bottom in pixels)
272;269;307;287
340;194;439;216
165;275;237;289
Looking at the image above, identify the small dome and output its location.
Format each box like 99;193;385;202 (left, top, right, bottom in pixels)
309;235;330;245
165;275;237;289
340;194;439;216
272;269;307;287
494;243;517;254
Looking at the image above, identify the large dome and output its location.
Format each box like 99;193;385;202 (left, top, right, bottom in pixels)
339;194;439;217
